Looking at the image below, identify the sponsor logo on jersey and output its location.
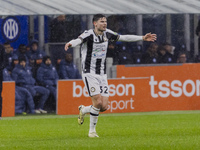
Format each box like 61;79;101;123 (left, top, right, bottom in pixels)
93;53;105;57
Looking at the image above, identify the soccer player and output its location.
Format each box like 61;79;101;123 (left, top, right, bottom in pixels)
65;14;157;137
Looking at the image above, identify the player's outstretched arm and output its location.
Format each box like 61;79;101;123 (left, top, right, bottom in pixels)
118;33;157;42
64;38;82;51
65;43;72;51
143;33;157;42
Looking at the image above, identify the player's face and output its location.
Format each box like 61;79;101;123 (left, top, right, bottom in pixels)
94;17;107;32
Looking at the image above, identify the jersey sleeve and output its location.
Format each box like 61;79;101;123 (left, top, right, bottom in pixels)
106;29;120;42
78;30;92;43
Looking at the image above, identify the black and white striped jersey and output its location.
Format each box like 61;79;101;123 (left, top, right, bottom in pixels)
79;29;119;75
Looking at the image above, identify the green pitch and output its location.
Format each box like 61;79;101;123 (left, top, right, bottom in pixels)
0;111;200;150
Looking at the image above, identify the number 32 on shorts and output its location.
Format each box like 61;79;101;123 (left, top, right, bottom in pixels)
100;86;108;94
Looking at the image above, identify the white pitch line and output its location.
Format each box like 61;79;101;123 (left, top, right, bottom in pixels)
1;110;200;121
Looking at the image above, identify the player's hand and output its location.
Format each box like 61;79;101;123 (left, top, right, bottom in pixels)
65;43;72;51
143;33;157;42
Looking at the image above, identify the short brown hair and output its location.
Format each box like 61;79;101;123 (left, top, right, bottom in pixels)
92;14;106;23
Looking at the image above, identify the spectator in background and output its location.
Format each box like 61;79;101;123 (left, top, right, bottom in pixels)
12;57;50;114
163;43;175;62
157;45;175;63
9;54;19;72
49;15;82;65
27;40;46;62
3;42;14;69
31;54;43;79
162;42;175;56
0;44;6;119
37;56;59;106
176;51;187;63
141;43;159;64
14;44;29;64
59;52;81;79
55;58;62;71
49;15;81;43
49;15;67;43
49;15;69;66
3;67;35;114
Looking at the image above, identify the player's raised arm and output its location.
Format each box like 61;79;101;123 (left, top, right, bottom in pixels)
143;33;157;42
118;33;157;42
64;43;72;51
64;38;82;51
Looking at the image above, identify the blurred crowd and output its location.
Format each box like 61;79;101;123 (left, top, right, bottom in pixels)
107;42;191;65
3;41;81;115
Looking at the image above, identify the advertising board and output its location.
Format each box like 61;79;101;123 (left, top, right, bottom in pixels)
57;64;200;115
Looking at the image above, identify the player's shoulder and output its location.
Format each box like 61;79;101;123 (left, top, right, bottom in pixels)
82;29;93;36
105;29;118;35
79;29;93;39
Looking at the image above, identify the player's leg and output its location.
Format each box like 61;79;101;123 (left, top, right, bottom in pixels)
88;74;110;137
100;96;109;112
78;74;100;125
88;95;109;137
99;74;109;112
87;95;108;137
78;104;94;125
34;86;50;113
80;105;92;114
88;94;101;137
79;74;101;137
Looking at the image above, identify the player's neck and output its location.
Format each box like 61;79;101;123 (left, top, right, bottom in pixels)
94;28;104;36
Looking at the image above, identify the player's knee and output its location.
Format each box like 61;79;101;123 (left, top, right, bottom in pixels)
92;94;103;108
100;96;109;112
96;100;103;108
100;105;108;112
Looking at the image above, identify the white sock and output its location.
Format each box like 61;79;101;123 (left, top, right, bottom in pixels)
82;105;92;114
89;106;100;133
